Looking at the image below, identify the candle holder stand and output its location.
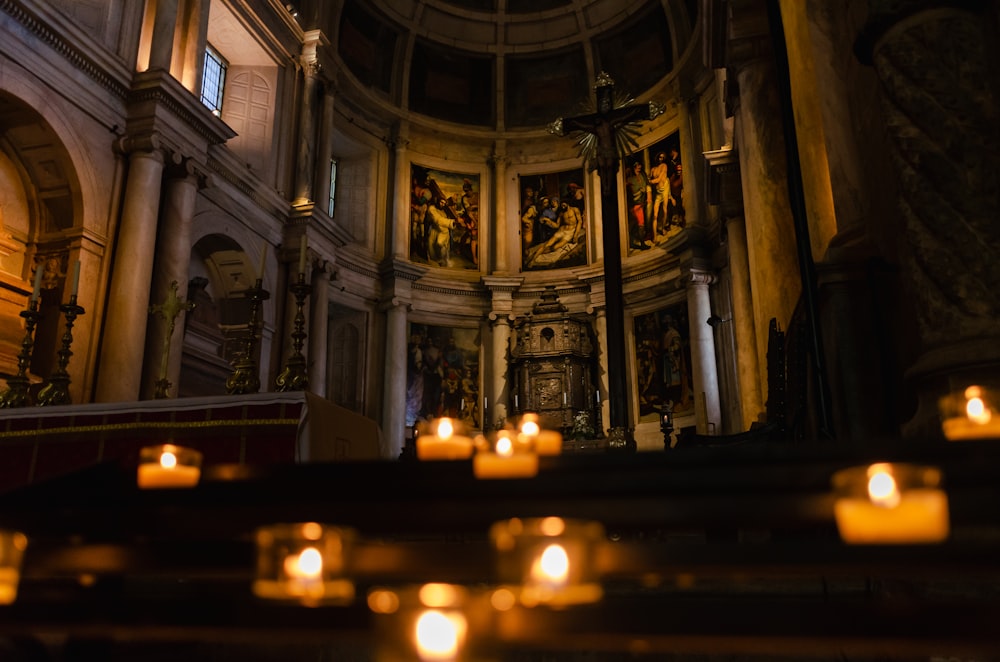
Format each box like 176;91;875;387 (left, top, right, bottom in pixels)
274;273;310;392
227;281;270;395
0;300;42;408
37;296;86;407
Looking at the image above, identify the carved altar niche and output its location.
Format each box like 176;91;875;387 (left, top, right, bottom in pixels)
510;287;597;434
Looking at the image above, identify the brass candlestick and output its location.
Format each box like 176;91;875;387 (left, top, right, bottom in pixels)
227;280;270;395
36;295;85;407
0;299;42;408
274;273;310;392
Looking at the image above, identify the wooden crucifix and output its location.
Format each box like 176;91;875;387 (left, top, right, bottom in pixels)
549;72;664;449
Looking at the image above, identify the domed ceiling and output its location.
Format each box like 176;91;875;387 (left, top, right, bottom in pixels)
333;0;698;129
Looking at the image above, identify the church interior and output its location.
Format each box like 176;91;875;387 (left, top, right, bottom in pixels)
0;0;999;659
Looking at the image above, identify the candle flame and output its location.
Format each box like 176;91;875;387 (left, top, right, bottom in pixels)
521;421;540;436
284;546;323;579
867;469;901;509
531;543;570;584
436;418;454;440
414;609;465;660
159;451;178;469
496;436;513;457
966;395;992;425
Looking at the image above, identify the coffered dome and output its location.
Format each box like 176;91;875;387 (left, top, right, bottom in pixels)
331;0;698;130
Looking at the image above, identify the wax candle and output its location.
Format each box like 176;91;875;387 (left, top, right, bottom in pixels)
416;418;474;460
473;433;538;479
832;463;949;544
534;430;563;456
940;385;1000;440
298;234;307;276
137;444;202;489
71;260;80;297
30;262;43;303
0;530;26;605
254;522;355;605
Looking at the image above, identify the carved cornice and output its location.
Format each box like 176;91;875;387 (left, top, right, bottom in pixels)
1;0;130;100
128;70;237;148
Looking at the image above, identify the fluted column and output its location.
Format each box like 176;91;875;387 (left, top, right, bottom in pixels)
316;90;336;213
685;271;722;434
95;137;165;402
308;262;331;396
141;158;198;399
859;0;1000;437
382;298;409;458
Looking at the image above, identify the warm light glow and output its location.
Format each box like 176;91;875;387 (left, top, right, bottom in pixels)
414;609;466;661
284;547;323;579
539;517;566;536
531;543;570;583
159;451;177;469
436;418;454;440
867;467;901;509
368;589;400;614
419;583;460;608
520;420;540;436
966;395;992;425
301;522;323;540
496;436;513;457
490;588;517;611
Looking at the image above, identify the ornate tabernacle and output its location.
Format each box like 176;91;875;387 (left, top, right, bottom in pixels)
510;287;598;437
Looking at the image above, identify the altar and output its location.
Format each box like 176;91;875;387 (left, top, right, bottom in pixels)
0;392;383;492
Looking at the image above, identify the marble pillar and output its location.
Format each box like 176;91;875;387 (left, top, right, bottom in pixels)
490;144;509;273
391;126;411;259
860;0;1000;437
686;271;722;434
308;263;331;397
95;138;165;402
381;298;409;458
292;63;319;206
141;159;197;400
316;90;336;213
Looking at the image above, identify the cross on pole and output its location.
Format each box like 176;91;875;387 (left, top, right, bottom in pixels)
149;280;195;399
549;72;664;450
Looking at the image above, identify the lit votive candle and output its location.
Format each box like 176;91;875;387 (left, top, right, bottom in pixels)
516;413;562;455
832;463;949;544
939;385;1000;440
0;529;27;605
137;444;202;489
253;522;356;606
417;418;474;460
490;517;604;607
473;432;538;479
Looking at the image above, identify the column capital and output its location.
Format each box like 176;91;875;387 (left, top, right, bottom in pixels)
682;270;718;288
379;296;411;313
116;132;163;156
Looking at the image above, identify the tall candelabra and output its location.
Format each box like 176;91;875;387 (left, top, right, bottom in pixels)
227;280;270;395
274;273;310;392
36;295;85;407
0;299;42;408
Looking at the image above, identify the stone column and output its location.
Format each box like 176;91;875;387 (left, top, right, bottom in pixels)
685;271;722;434
95;137;165;402
316;89;336;214
140;158;198;399
148;0;179;71
592;305;609;438
292;62;319;206
308;262;331;397
732;56;801;402
390;125;411;258
381;297;409;458
490;144;509;273
726;215;764;429
488;314;512;429
859;1;1000;437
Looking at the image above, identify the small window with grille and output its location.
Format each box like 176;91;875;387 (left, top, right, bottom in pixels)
201;44;228;117
328;158;339;217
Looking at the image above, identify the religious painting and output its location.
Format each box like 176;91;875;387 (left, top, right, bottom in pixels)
633;301;694;422
625;131;684;254
410;164;480;270
406;323;481;430
517;168;588;271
